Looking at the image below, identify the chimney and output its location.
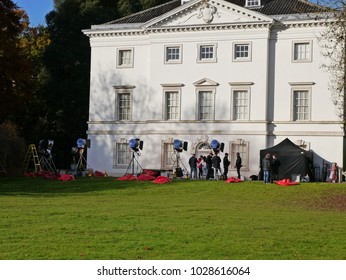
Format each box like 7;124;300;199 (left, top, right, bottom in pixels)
181;0;190;4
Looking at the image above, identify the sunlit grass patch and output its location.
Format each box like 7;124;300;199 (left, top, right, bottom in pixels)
0;177;345;260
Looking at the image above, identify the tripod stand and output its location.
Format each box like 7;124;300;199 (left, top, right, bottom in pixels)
125;152;143;175
39;154;57;173
0;160;6;174
171;150;188;178
74;149;92;175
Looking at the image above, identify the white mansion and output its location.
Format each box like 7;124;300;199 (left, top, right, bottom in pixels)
83;0;343;179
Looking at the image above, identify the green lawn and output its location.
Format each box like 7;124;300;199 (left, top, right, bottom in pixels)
0;177;345;260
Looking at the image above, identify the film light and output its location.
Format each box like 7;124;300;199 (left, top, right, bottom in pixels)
129;138;144;152
173;139;188;152
210;139;224;154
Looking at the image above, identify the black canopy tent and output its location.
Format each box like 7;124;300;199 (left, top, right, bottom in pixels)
259;138;314;181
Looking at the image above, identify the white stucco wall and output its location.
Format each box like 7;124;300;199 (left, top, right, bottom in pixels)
84;3;344;179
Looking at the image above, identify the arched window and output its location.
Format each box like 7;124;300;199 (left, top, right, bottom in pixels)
196;142;211;158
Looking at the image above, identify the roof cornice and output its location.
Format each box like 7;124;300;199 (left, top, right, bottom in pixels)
83;19;328;38
84;21;275;38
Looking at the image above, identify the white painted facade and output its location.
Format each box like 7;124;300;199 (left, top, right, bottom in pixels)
83;0;343;179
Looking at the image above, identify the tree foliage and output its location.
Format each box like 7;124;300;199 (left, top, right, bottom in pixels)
1;0;173;171
318;1;346;128
0;0;32;121
39;0;122;168
38;0;173;168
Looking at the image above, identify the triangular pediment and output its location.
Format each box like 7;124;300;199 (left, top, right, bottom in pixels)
143;0;273;29
194;78;219;87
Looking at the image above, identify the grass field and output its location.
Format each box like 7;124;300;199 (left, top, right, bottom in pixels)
0;176;345;260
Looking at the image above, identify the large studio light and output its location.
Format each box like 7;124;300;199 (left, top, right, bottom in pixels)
173;139;188;152
129;138;143;152
38;139;54;158
210;139;224;154
38;139;48;155
77;138;87;149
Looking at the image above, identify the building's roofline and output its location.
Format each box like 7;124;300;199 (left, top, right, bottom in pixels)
83;0;331;34
107;0;329;25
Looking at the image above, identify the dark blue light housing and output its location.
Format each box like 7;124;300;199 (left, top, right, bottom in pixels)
210;139;224;153
77;138;87;148
173;139;188;152
129;138;143;152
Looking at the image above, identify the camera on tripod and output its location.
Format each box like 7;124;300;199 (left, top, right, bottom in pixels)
38;139;56;173
38;140;54;159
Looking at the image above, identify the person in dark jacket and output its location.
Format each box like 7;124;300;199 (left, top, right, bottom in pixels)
188;154;198;180
271;154;281;182
235;152;242;179
262;153;272;183
205;152;213;179
212;154;222;180
223;153;230;179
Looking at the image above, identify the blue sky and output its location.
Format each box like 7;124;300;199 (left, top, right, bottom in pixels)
16;0;54;26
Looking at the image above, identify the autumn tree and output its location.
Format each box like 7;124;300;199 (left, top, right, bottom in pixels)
0;0;35;173
36;0;121;168
14;26;53;144
317;0;346;172
0;0;32;122
317;1;345;125
0;0;174;172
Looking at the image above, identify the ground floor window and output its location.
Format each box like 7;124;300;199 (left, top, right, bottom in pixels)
230;139;249;171
113;142;131;166
162;142;174;168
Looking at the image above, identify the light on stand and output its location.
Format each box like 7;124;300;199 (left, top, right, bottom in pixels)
129;138;144;153
173;139;188;152
47;140;54;158
172;139;188;178
126;138;144;175
77;138;87;151
38;139;57;173
73;138;91;175
210;139;224;154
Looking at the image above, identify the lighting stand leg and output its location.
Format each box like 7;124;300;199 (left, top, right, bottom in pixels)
125;153;135;175
74;154;92;176
125;152;143;175
81;155;92;170
178;156;189;178
74;155;82;175
171;151;189;179
40;157;57;173
0;161;6;174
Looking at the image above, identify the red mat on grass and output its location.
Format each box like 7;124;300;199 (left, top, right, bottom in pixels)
152;176;171;184
117;174;137;181
276;178;299;186
225;177;243;183
58;174;75;181
137;174;155;181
